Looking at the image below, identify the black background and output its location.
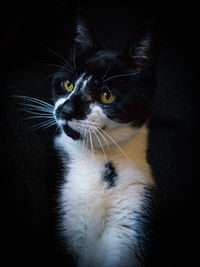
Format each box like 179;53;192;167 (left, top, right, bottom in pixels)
1;1;198;266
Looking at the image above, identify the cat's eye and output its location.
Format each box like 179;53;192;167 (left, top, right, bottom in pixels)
63;80;74;92
100;88;115;104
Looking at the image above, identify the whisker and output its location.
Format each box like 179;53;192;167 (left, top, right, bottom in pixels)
14;95;54;109
41;63;73;74
46;47;74;71
102;72;136;83
74;120;104;128
13;94;56;132
42;71;70;82
89;128;94;160
102;63;112;80
82;127;87;153
85;129;89;156
92;128;108;163
42;72;58;81
31;118;56;131
94;127;110;150
82;126;89;158
89;129;94;160
73;42;77;73
97;127;133;166
19;108;54;117
36;122;56;131
19;103;54;113
23;115;54;120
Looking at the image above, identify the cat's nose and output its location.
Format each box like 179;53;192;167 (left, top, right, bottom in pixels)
56;100;74;121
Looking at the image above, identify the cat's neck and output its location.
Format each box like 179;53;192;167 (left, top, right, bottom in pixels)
55;125;153;185
108;125;153;185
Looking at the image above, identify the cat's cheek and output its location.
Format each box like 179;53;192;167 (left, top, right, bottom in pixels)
86;103;107;128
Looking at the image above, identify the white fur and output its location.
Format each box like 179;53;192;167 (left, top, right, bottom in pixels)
54;86;154;266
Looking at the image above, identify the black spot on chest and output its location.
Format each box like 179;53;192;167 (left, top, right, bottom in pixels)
103;161;117;188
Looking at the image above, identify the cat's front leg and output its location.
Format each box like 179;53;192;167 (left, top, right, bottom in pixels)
94;228;140;267
98;247;141;267
101;252;139;267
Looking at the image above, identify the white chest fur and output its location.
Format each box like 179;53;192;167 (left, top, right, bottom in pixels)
55;126;154;267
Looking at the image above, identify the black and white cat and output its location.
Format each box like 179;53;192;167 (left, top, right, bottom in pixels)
20;14;158;267
50;16;158;267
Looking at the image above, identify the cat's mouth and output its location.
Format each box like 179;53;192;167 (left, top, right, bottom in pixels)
68;120;106;136
55;118;82;140
56;118;106;141
66;120;112;149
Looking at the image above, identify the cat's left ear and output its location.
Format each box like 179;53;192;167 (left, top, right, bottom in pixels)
74;8;98;53
123;21;159;73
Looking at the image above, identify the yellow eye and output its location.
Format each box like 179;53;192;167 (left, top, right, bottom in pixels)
63;80;74;92
100;89;115;104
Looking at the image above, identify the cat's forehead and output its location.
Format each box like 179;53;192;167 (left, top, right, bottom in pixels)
81;50;124;77
74;72;93;89
87;50;117;64
73;50;131;94
73;72;98;95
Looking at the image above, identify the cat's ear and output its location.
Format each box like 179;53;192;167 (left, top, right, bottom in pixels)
123;21;158;73
74;8;97;53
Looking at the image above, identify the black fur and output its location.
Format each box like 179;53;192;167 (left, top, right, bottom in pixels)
133;186;159;266
103;161;118;188
63;125;81;140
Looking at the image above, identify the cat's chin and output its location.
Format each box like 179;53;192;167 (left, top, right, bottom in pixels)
63;124;82;140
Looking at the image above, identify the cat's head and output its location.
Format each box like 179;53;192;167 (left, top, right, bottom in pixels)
53;14;158;147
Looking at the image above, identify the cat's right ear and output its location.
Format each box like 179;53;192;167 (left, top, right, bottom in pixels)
74;8;97;53
122;21;159;73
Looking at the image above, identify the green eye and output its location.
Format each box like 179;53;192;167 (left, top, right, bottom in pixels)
63;80;74;92
100;88;115;103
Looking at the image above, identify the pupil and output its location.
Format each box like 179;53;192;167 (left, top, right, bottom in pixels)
67;80;71;86
104;91;111;100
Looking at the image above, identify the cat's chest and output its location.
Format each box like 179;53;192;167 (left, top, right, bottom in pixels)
60;156;112;240
60;155;144;240
60;153;144;217
59;142;149;207
62;155;115;205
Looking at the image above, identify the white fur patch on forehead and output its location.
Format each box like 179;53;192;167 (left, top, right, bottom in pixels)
55;73;87;109
53;74;85;113
74;73;85;91
74;73;93;93
81;74;93;91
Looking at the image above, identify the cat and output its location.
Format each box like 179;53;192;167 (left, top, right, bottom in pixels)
18;13;158;267
51;15;158;267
